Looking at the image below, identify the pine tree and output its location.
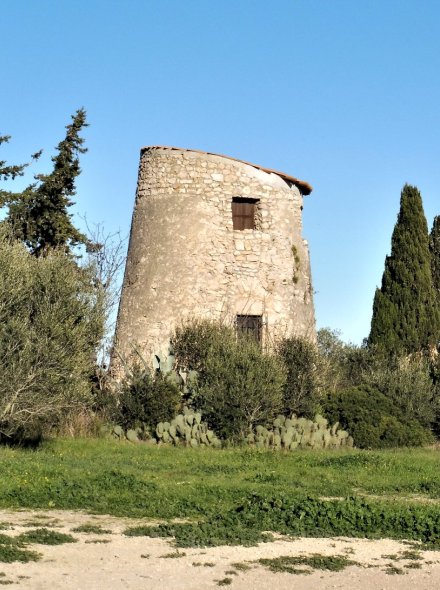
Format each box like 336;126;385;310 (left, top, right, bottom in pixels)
0;135;27;182
369;184;440;354
430;215;440;297
0;135;41;205
6;109;88;256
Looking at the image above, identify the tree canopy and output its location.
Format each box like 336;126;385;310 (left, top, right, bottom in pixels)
369;184;440;354
429;215;440;299
2;109;88;256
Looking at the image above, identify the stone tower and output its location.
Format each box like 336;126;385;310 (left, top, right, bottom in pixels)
112;146;315;369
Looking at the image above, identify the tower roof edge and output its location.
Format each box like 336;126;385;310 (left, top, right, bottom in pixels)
140;145;313;195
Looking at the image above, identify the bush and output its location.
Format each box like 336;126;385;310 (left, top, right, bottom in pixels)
0;233;105;442
117;365;180;432
430;354;440;435
322;386;433;449
277;337;320;418
362;353;438;429
316;328;371;393
317;328;439;432
172;320;285;441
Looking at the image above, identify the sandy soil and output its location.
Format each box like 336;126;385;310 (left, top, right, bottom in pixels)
0;509;440;589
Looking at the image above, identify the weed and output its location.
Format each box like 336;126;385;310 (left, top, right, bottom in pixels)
405;562;422;569
0;571;14;585
125;494;440;548
384;564;405;575
224;570;238;575
258;554;358;574
258;557;311;575
0;535;20;547
160;551;186;558
400;549;422;560
230;562;252;571
140;554;150;559
192;562;215;567
0;525;12;531
85;539;111;544
22;520;59;528
72;524;112;534
124;521;273;548
0;535;40;563
18;528;76;545
246;472;280;484
216;578;232;586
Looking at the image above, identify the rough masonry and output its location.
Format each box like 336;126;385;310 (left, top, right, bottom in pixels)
112;146;315;369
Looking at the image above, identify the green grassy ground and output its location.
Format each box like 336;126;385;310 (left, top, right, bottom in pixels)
0;439;438;518
1;439;440;547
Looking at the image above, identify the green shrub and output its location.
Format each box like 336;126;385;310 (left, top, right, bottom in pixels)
430;355;440;435
322;386;432;449
317;329;439;432
172;320;285;440
0;232;105;442
363;353;438;429
316;328;371;393
117;365;180;432
277;337;320;417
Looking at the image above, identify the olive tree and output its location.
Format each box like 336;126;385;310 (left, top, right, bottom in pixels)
0;231;105;441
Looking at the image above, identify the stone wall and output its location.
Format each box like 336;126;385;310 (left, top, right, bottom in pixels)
112;146;315;369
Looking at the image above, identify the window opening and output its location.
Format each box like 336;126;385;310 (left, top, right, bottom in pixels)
232;197;259;230
236;314;262;343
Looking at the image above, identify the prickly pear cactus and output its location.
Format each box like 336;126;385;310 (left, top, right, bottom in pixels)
154;408;222;448
153;347;199;395
247;414;353;450
126;429;139;442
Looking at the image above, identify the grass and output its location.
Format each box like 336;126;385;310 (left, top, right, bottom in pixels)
0;439;440;517
1;439;440;547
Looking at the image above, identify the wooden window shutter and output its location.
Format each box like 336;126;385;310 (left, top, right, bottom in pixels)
236;315;263;343
232;197;258;230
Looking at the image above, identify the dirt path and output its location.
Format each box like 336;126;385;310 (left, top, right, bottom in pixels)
0;509;439;589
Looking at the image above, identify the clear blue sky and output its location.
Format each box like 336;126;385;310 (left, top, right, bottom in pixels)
2;0;440;344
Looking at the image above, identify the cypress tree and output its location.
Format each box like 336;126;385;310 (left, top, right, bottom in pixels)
430;215;440;297
369;184;440;354
6;109;88;256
